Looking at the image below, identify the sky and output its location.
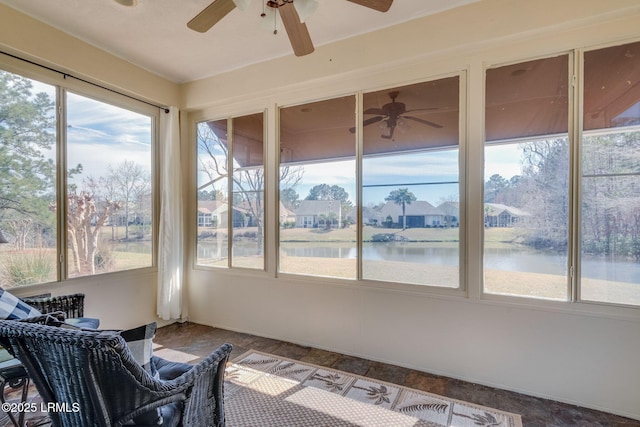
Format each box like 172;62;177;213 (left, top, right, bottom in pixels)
197;121;527;207
29;78;152;186
289;144;525;206
30;73;533;208
17;71;519;210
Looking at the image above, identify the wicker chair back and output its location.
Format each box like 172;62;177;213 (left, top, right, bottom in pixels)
0;320;232;427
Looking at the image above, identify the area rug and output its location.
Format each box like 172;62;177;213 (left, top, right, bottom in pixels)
224;350;523;427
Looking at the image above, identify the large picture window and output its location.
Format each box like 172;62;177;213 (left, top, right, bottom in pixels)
0;68;157;288
66;92;153;277
484;55;570;300
278;96;356;279
362;78;461;287
581;41;640;307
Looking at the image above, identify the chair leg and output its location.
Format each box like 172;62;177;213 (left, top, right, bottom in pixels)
0;376;31;427
17;377;30;427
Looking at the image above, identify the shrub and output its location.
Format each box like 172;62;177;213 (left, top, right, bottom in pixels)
2;250;56;288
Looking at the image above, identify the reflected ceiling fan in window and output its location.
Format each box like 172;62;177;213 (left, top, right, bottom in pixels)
350;90;443;139
187;0;394;57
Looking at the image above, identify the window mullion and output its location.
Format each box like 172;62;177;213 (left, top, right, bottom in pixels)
227;117;234;269
569;49;584;303
356;91;363;281
57;86;68;282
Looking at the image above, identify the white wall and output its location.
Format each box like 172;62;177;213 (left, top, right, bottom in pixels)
184;0;640;420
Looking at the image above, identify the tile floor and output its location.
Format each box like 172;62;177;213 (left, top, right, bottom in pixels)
154;322;639;427
1;321;638;426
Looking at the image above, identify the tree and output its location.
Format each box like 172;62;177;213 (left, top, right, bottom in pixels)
280;187;300;210
484;174;508;203
385;188;416;230
306;184;349;202
64;191;120;276
108;160;150;240
305;184;353;222
0;71;56;246
581;131;640;260
520;138;570;248
198;122;303;255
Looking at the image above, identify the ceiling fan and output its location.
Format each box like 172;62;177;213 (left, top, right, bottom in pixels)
350;91;443;139
187;0;394;57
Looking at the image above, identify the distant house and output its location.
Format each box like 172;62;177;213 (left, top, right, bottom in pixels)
279;201;296;224
484;203;530;227
379;200;445;228
438;201;460;227
198;200;223;227
197;200;255;228
294;200;342;228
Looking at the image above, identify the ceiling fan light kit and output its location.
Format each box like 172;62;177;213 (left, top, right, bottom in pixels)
293;0;318;23
188;0;394;57
114;0;138;6
232;0;252;11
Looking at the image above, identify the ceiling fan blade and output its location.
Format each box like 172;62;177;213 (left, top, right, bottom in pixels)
349;115;384;133
279;2;315;57
403;115;443;129
363;108;387;115
346;0;393;13
187;0;236;33
404;107;440;114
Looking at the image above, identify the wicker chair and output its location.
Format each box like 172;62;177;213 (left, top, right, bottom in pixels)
0;293;99;426
21;293;88;319
0;320;232;427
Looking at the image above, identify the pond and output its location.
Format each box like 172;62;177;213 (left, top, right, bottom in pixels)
274;243;640;284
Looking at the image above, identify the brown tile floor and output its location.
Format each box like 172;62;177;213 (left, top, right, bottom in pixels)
1;322;639;427
153;322;640;427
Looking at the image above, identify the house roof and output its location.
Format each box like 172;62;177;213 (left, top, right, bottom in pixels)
294;200;342;216
379;200;442;217
484;203;530;217
197;200;225;214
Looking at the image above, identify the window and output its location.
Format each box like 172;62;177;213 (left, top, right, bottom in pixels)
484;55;570;300
0;71;57;286
196;112;265;270
484;41;640;308
0;67;157;288
580;41;640;306
66;92;154;278
362;78;461;287
276;78;462;286
279;96;357;279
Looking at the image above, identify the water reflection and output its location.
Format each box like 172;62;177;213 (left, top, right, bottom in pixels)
197;241;640;284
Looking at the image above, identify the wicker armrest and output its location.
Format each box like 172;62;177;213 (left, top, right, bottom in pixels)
22;293;85;318
163;343;232;426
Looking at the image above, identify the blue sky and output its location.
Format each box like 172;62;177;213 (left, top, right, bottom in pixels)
29;78;152;186
197;132;527;207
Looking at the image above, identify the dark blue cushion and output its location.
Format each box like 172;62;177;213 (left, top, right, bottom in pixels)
65;317;100;329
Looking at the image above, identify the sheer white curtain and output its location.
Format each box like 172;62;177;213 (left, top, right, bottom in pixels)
157;107;184;320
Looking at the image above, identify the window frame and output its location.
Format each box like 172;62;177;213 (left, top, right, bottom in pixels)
193;109;267;272
481;41;640;312
482;51;573;303
575;42;640;309
271;72;468;296
0;56;160;287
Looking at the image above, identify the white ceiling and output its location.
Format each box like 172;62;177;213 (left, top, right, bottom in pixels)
0;0;480;83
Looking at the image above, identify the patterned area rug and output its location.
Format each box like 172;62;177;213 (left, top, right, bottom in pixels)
225;350;523;427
